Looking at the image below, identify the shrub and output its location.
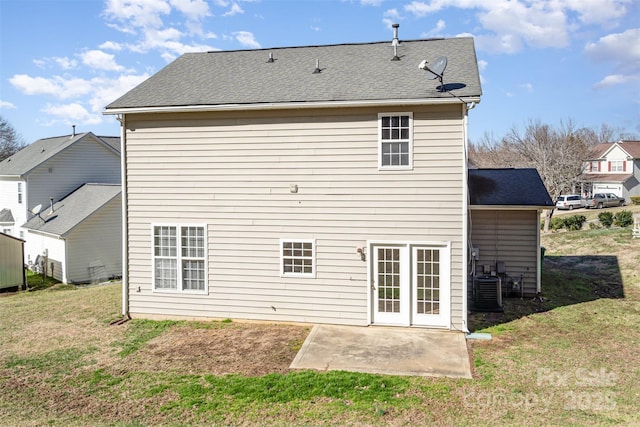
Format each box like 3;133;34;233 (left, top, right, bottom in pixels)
589;221;601;229
564;215;587;231
630;196;640;205
614;210;633;227
598;211;614;228
549;217;566;231
549;215;586;231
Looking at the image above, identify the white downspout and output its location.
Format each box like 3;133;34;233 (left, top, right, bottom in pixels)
461;102;472;333
118;114;129;317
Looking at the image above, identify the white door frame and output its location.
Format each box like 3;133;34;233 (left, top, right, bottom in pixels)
368;240;451;328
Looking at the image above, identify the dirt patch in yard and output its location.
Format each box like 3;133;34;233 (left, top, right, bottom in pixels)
123;322;311;376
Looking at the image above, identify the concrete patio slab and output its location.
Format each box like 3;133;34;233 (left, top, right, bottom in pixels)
290;324;472;378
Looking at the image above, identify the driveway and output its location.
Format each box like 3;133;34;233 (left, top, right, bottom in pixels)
290;324;472;378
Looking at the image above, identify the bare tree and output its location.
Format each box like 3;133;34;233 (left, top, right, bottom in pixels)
469;119;616;232
0;116;26;161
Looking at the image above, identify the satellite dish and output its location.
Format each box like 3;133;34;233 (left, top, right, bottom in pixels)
31;204;45;222
418;56;448;91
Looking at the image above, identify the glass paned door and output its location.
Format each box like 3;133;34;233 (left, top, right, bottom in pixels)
372;245;409;325
412;246;450;327
371;243;450;327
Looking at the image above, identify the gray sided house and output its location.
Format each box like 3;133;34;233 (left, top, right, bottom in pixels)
105;35;486;330
22;184;122;284
578;140;640;199
468;169;554;300
0;132;121;243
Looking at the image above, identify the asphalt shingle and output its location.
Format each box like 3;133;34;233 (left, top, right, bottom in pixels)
106;38;482;110
468;168;554;207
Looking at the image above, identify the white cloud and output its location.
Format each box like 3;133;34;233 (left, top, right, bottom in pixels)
561;0;629;26
90;74;151;113
402;0;632;54
233;31;260;48
99;41;124;51
169;0;211;20
0;100;16;109
54;57;78;70
80;50;125;72
10;75;92;99
593;74;638;89
585;28;640;66
41;103;101;125
421;19;446;38
223;3;244;16
361;0;382;6
103;0;171;32
382;8;401;28
585;28;640;87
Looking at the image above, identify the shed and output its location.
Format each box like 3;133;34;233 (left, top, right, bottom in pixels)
0;232;25;291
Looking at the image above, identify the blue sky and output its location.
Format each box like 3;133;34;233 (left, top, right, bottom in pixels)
1;0;639;144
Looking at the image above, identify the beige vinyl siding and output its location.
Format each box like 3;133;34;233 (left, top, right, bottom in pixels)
469;209;539;296
124;105;466;328
65;196;122;283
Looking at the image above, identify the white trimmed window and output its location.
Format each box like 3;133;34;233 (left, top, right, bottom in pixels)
590;161;600;172
379;113;412;169
17;182;23;204
281;239;315;277
153;225;206;292
610;160;624;172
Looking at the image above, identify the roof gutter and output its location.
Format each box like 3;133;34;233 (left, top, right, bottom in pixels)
469;205;554;210
103;97;481;116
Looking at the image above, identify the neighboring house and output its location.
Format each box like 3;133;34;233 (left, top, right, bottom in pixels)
104;32;500;330
0;208;14;236
577;140;640;199
0;232;25;291
0;132;121;243
468;168;554;298
22;184;122;284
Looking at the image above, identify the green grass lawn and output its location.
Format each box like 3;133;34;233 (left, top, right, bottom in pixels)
1;227;639;426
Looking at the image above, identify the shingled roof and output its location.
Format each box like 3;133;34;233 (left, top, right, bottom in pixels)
585;140;640;160
0;133;119;177
22;184;121;237
468;168;554;207
105;37;481;111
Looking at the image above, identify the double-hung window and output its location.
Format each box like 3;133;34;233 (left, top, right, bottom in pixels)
17;182;23;204
153;225;206;292
610;160;624;172
379;113;412;169
281;239;315;277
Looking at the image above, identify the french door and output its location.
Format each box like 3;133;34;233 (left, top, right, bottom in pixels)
371;243;450;328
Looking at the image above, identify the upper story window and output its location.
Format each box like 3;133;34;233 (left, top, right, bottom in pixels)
17;182;23;204
281;239;315;277
379;113;412;170
153;225;206;293
610;160;624;172
590;161;600;172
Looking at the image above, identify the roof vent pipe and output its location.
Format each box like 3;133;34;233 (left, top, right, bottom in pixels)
313;59;321;74
391;23;400;61
267;52;274;63
49;197;54;214
72;125;76;137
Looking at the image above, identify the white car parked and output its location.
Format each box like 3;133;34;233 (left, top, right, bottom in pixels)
556;194;582;210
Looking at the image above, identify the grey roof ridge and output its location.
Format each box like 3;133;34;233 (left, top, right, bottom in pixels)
2;132;93;177
202;36;450;54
